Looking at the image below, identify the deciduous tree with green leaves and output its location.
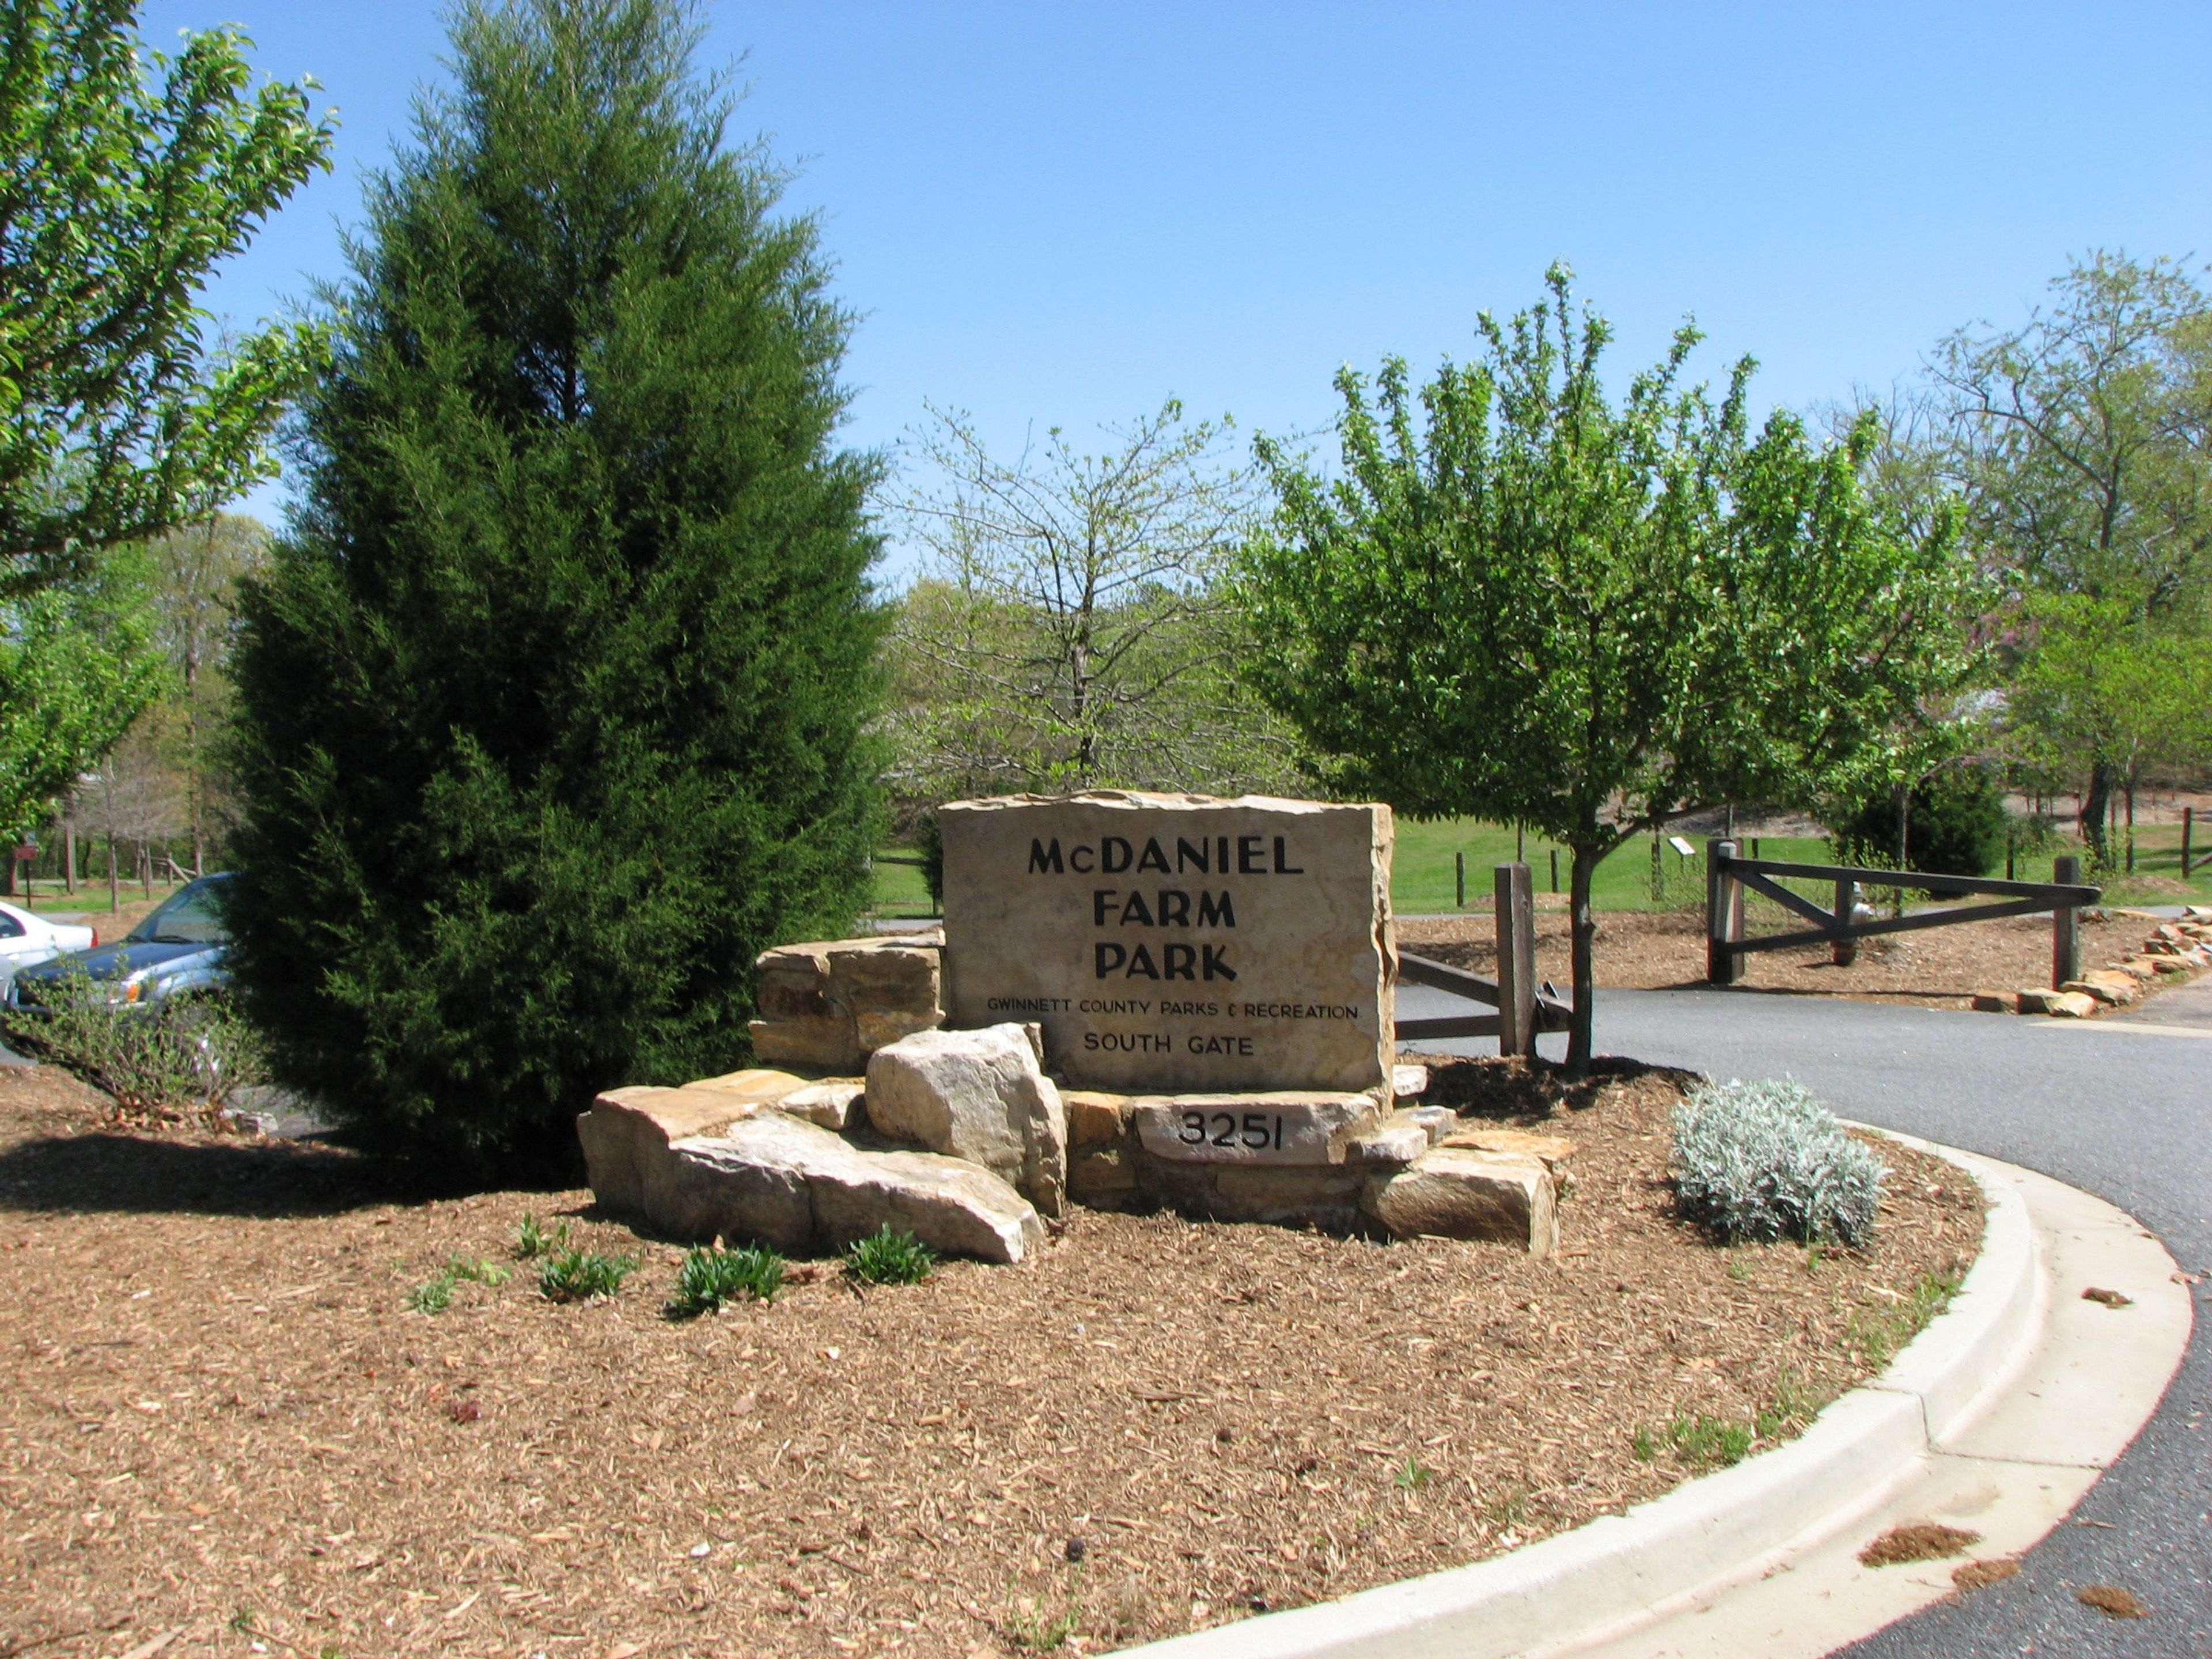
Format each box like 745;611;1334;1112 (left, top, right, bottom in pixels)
1238;267;1984;1073
0;550;160;846
1931;252;2212;857
0;1;334;591
225;0;885;1174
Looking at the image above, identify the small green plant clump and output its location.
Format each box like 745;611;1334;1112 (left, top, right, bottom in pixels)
669;1243;785;1316
1852;1267;1966;1367
5;969;266;1118
1393;1455;1433;1493
514;1211;573;1259
844;1225;936;1286
538;1248;637;1304
1633;1412;1754;1469
407;1255;510;1314
1634;1372;1826;1469
1002;1592;1081;1652
1672;1077;1886;1246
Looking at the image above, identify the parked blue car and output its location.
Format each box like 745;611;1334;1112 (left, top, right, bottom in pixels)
9;872;233;1014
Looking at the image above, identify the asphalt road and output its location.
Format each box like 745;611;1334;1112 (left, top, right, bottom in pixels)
1403;979;2212;1656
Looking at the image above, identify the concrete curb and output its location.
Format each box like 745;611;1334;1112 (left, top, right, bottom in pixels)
1117;1132;2055;1659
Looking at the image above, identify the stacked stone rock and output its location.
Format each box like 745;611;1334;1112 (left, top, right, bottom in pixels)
1971;908;2212;1018
1062;1071;1558;1255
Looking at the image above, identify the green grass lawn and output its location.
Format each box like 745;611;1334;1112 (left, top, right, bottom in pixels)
863;814;2212;921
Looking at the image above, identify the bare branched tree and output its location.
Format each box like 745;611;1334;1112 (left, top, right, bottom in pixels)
885;400;1300;810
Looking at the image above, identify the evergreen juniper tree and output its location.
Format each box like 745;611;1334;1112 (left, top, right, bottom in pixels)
225;0;885;1173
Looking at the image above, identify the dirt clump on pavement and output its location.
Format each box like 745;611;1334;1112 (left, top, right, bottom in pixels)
1;1056;1982;1658
2077;1583;2149;1618
1858;1521;1981;1567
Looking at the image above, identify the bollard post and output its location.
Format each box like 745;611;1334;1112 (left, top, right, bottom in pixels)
1494;862;1536;1058
2053;854;2081;989
1706;839;1741;984
1455;850;1465;910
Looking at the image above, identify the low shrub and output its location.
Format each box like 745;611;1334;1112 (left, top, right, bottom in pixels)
1831;764;2009;878
844;1225;935;1286
1672;1077;1885;1246
669;1243;785;1316
538;1248;636;1303
5;970;266;1118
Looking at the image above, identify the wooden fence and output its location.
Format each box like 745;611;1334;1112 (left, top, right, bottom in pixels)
1397;862;1572;1056
1703;838;2102;991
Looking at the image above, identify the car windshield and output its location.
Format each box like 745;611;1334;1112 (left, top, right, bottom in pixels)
126;878;230;946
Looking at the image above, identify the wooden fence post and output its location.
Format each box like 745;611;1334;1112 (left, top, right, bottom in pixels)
1455;851;1465;910
2185;807;2195;879
2052;853;2081;988
1494;862;1536;1058
1705;839;1742;984
1832;877;1858;967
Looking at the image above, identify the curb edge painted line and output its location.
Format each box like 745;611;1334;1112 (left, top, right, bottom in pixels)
1118;1133;2039;1659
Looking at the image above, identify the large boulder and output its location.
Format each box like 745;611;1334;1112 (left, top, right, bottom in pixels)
1361;1147;1558;1255
575;1085;763;1215
576;1095;1043;1264
865;1025;1068;1216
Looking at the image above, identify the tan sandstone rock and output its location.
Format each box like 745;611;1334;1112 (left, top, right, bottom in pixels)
778;1079;864;1130
1344;1121;1430;1166
1130;1092;1381;1165
749;938;944;1072
1067;1145;1140;1203
1403;1104;1456;1145
577;1086;761;1213
2065;974;2138;1006
1971;990;2020;1013
938;791;1396;1094
1064;1090;1133;1146
681;1067;811;1103
2019;988;2098;1018
865;1025;1068;1216
1361;1148;1558;1255
1440;1127;1577;1168
575;1104;1043;1263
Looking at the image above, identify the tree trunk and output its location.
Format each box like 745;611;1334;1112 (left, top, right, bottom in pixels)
1567;845;1599;1078
2082;761;2114;865
62;817;75;895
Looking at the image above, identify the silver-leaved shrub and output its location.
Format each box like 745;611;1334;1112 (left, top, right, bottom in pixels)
1672;1078;1885;1245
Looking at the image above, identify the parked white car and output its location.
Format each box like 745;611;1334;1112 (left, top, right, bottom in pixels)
0;902;96;991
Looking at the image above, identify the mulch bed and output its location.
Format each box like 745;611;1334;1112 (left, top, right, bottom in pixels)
1;1058;1982;1658
1399;904;2183;1011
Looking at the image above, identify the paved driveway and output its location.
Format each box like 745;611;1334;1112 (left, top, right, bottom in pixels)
1400;979;2212;1656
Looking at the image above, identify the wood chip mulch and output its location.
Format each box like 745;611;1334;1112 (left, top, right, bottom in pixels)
1;1055;1982;1658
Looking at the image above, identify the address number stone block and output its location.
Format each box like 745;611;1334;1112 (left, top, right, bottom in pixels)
940;791;1396;1093
1131;1092;1380;1166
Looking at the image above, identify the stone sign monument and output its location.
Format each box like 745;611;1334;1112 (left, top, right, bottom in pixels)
579;787;1556;1262
939;791;1396;1093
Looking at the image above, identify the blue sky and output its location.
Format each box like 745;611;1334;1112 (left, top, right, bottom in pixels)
145;2;2211;567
